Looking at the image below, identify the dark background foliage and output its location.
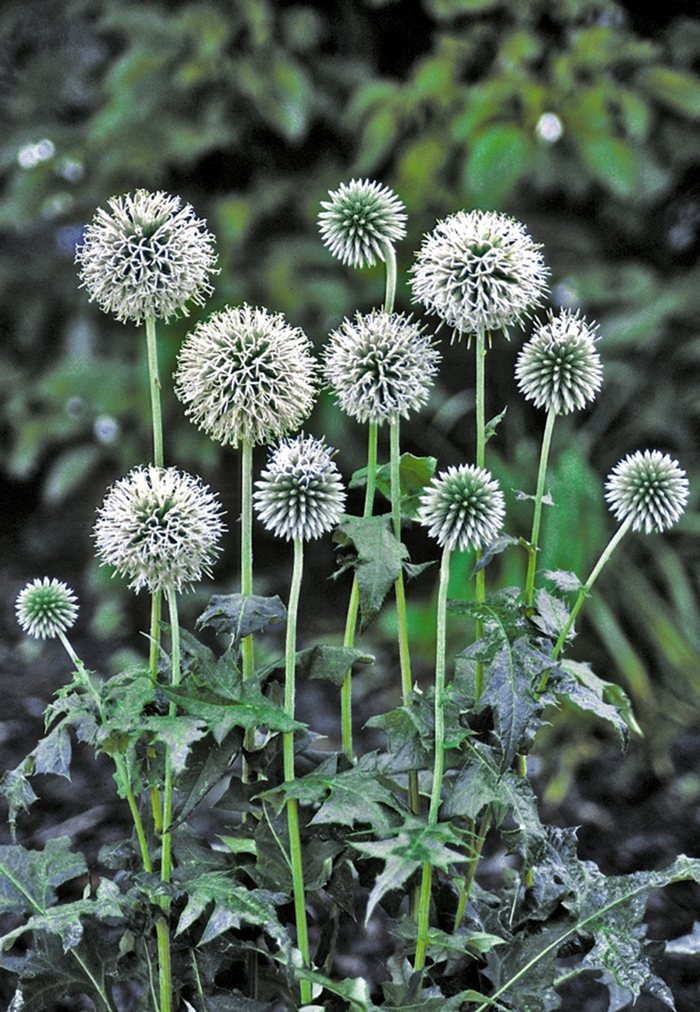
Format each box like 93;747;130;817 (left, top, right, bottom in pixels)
2;0;700;739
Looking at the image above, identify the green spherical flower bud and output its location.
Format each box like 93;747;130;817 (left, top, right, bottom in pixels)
94;466;225;594
323;310;441;425
253;435;346;541
605;450;689;534
410;209;548;337
319;179;407;268
16;577;79;639
174;304;318;449
76;190;218;324
418;464;506;552
515;310;602;415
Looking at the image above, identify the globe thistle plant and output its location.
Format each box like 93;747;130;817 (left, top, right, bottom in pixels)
253;435;346;542
410;209;548;338
418;464;505;553
15;577;78;640
605;450;689;534
94;465;225;595
174;304;318;449
76;189;218;324
323;310;441;425
319;179;407;268
515;310;603;415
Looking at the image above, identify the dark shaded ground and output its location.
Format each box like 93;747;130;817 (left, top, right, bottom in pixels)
2;557;700;1011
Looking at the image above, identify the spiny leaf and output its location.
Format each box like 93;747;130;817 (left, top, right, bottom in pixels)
532;587;573;642
442;741;546;865
542;569;582;593
371;452;438;520
173;726;243;824
0;837;87;920
32;724;72;779
0;760;39;838
353;816;467;922
197;593;287;646
174;869;287;950
558;658;642;738
0;878;123;954
334;515;409;627
295;643;374;687
141;712;207;775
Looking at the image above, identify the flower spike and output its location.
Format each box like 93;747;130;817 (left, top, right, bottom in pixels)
418;464;506;552
94;466;225;594
410;209;548;337
605;450;689;534
319;179;407;268
515;310;603;415
174;304;318;449
254;435;346;541
76;189;217;324
16;577;78;640
323;310;440;425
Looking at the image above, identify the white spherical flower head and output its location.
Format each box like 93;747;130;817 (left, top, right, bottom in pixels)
515;310;603;415
605;450;689;534
76;189;218;324
94;466;225;594
254;435;346;541
174;304;318;449
410;209;548;338
323;310;441;425
418;464;505;552
319;179;407;267
16;577;78;640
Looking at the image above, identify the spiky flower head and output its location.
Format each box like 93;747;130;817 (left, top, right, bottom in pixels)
76;189;218;324
515;310;603;415
15;577;78;640
418;464;506;552
410;209;548;338
253;435;346;541
174;304;318;449
319;179;407;268
94;466;225;594
604;450;689;534
323;310;441;425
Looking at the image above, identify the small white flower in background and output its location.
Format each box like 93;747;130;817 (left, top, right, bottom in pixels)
76;190;218;324
319;179;407;267
515;310;603;415
418;464;506;552
323;310;441;425
605;450;689;534
94;466;225;594
410;209;548;338
254;435;346;542
174;304;318;448
16;577;78;639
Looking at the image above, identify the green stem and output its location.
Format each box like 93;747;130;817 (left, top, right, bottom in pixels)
382;241;398;314
145;315;164;468
415;545;452;971
474;329;488;699
284;538;312;1005
340;421;378;759
524;408;557;608
550;515;633;665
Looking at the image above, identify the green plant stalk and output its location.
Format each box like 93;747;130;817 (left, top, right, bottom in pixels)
524;407;557;608
415;544;452;972
340;421;378;760
284;538;312;1005
549;514;634;666
390;416;419;819
241;439;254;678
382;240;398;314
474;328;487;700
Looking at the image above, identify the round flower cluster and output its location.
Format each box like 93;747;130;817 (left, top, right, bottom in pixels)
418;464;506;552
410;209;548;337
253;435;346;541
174;304;318;449
319;179;407;268
76;190;218;324
515;310;603;415
323;310;441;425
15;577;78;640
94;466;225;594
605;450;689;534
